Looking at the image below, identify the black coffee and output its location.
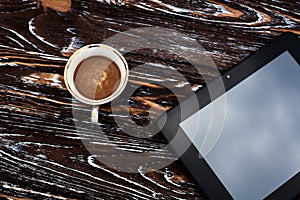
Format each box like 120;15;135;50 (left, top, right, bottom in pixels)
74;56;121;100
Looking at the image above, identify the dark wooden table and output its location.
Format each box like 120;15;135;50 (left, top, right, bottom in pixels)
0;0;299;199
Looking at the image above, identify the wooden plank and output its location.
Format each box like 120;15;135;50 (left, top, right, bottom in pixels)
0;0;299;199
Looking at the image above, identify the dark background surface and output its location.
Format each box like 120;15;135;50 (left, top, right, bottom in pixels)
0;0;299;199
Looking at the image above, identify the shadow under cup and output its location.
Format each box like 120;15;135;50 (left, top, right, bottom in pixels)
64;44;129;123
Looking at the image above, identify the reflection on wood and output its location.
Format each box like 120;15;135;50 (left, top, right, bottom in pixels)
0;0;299;199
37;0;72;12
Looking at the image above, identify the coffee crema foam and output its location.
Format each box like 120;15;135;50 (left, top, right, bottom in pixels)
74;56;121;100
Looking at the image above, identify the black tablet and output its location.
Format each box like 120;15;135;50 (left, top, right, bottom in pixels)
157;33;300;200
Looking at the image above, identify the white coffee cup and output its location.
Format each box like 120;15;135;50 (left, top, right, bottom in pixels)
64;44;129;123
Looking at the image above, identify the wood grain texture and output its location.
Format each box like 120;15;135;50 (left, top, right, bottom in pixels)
0;0;299;199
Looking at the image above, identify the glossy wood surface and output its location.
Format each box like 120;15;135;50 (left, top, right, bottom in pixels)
0;0;299;199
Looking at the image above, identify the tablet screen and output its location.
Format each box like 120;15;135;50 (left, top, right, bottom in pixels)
180;51;300;200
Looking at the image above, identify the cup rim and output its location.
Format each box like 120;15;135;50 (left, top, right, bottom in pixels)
64;44;129;105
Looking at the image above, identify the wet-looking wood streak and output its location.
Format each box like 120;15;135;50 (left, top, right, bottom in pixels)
0;0;299;199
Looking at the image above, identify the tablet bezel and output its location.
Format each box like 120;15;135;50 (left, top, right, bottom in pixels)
157;32;300;200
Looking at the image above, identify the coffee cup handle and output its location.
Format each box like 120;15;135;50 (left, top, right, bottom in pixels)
91;106;99;124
